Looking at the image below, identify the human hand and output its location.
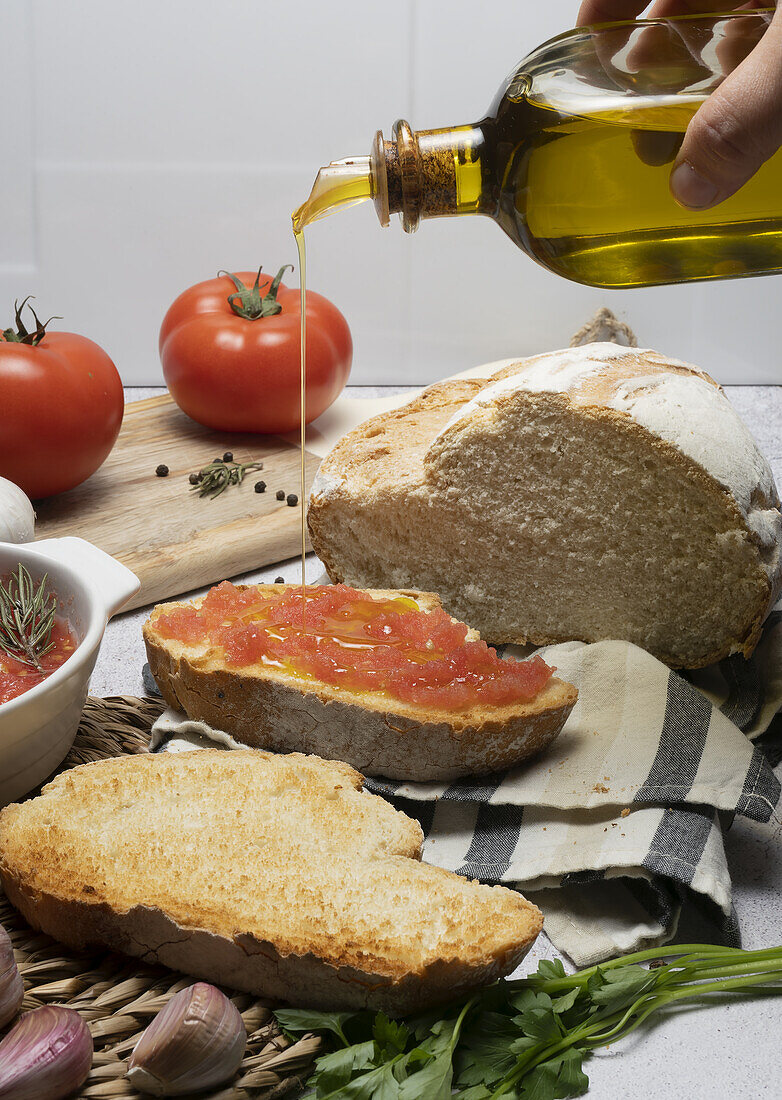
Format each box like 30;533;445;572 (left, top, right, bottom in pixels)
576;2;782;209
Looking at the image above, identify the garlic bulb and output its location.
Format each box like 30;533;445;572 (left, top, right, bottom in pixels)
0;922;23;1028
0;1005;93;1099
0;477;35;544
127;982;246;1096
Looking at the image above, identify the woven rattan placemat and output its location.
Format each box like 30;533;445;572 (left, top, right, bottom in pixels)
1;696;322;1099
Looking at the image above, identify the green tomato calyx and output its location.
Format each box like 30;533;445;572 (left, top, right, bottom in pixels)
220;266;293;321
2;297;61;345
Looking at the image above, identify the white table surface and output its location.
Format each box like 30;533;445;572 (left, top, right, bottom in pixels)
91;384;782;1100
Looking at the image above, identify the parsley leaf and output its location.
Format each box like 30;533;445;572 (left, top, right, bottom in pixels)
313;1042;376;1096
456;1010;521;1086
549;1049;589;1097
319;1060;403;1099
551;988;581;1015
510;990;563;1043
275;1008;358;1046
398;1050;455;1099
589;965;658;1013
373;1014;409;1057
534;959;567;982
520;1060;558;1100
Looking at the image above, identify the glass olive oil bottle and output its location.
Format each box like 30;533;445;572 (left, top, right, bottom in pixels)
294;10;782;289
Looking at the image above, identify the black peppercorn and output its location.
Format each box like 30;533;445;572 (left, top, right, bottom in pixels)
276;490;285;501
274;576;285;584
222;451;234;462
254;480;266;493
188;472;201;485
155;464;169;477
286;494;298;507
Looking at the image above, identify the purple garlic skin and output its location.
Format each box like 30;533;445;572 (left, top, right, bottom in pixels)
0;1004;93;1099
127;981;247;1096
0;922;23;1028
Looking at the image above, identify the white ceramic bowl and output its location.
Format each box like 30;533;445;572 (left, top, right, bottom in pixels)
0;537;139;806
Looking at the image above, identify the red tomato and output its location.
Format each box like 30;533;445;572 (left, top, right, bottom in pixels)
159;268;352;434
0;307;123;500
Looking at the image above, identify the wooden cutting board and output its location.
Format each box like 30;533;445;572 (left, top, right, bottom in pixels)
34;395;320;611
32;361;507;612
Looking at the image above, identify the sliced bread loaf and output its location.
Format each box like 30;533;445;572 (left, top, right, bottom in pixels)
308;343;782;668
143;585;576;781
0;750;542;1013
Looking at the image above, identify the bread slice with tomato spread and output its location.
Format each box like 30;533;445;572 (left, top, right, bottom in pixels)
0;750;543;1013
143;583;576;782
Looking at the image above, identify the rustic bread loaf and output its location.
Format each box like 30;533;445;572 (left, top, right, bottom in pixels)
308;344;782;668
0;750;543;1013
143;585;576;782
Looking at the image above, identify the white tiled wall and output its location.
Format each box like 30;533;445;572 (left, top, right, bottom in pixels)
2;0;780;384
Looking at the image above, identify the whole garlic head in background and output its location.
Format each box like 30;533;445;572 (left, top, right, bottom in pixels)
0;478;35;545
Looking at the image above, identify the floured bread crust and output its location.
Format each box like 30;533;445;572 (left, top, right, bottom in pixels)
451;344;781;564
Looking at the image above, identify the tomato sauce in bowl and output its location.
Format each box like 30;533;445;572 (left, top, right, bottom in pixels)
0;569;78;706
154;581;553;710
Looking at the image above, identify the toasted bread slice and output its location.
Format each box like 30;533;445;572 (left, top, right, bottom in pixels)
143;585;576;782
0;750;543;1013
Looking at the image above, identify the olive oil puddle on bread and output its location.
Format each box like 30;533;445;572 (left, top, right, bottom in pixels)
0;750;543;1013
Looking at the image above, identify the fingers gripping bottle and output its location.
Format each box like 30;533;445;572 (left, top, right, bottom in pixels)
294;10;782;289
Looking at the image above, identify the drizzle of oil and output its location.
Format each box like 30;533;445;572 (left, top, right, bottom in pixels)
291;156;373;628
294;226;307;625
199;586;437;686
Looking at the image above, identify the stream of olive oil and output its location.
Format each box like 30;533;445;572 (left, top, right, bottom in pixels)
291;159;373;619
294;227;307;620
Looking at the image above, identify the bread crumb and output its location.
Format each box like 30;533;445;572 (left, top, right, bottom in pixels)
621;807;631;818
593;782;610;793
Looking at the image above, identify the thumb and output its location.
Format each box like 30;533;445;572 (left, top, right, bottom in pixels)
670;10;782;210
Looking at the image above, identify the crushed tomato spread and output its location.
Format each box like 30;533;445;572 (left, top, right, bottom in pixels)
0;619;78;706
154;582;553;710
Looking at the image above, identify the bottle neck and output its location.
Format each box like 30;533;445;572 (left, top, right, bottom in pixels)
371;120;487;233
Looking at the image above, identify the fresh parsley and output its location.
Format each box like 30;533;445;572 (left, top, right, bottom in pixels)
275;943;782;1098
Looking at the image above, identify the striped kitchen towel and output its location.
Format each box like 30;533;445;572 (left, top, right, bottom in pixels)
144;601;782;967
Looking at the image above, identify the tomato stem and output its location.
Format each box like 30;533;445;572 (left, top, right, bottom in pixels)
2;297;61;345
219;266;293;320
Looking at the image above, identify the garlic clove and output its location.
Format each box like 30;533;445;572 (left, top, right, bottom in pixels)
0;922;23;1028
0;1004;93;1100
127;981;247;1096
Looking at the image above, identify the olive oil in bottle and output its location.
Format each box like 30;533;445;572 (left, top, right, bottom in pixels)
294;10;782;290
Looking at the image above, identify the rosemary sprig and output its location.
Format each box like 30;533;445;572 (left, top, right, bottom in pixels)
190;457;264;500
0;565;57;672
